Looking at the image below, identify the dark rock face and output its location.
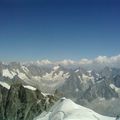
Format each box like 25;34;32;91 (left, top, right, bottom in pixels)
58;73;82;98
0;84;56;120
0;85;8;120
58;74;118;101
81;81;118;101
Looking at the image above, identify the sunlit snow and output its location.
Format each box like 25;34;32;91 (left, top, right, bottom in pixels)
34;98;114;120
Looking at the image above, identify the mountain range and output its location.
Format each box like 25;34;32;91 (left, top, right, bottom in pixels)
0;61;120;117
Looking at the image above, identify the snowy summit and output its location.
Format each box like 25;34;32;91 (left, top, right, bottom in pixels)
34;98;114;120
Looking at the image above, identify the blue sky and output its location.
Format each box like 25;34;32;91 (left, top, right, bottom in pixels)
0;0;120;61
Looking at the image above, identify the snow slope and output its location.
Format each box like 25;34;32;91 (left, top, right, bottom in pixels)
0;81;10;89
23;85;36;91
34;98;115;120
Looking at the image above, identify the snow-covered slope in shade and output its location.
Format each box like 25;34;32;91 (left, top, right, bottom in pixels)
34;98;114;120
0;81;10;89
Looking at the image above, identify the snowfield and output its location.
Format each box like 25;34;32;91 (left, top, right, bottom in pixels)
34;98;115;120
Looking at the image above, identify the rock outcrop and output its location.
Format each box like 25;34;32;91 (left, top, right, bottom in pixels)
0;84;56;120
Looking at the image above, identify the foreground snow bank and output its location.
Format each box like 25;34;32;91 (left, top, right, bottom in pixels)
34;98;115;120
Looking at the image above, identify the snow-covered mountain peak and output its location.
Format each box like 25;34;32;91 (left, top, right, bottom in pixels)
34;98;114;120
53;65;60;71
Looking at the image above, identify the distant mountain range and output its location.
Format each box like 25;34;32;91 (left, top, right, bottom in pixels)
0;61;120;117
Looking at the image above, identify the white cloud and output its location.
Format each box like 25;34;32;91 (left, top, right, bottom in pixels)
57;59;75;66
34;55;120;69
78;55;120;68
95;56;109;63
36;59;52;65
110;55;120;62
79;59;92;65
